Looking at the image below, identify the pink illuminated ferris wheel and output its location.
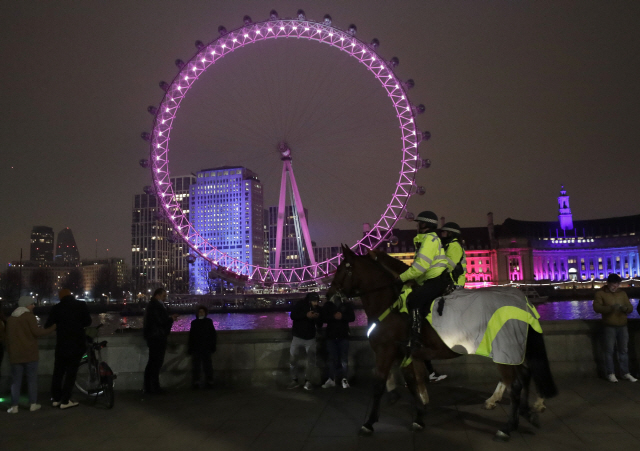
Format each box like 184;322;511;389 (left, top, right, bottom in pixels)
140;10;431;286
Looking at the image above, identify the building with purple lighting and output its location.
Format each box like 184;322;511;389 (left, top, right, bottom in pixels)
382;187;640;286
189;167;264;294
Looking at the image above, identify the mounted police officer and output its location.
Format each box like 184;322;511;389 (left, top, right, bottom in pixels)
440;222;467;289
396;211;449;350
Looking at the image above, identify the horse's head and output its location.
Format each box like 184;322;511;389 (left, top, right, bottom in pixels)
327;245;394;302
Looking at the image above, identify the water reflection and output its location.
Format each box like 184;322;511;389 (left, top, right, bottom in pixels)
82;299;639;335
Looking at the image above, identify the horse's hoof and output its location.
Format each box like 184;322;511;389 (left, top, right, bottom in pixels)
359;425;374;436
411;421;425;432
483;402;497;410
493;430;510;442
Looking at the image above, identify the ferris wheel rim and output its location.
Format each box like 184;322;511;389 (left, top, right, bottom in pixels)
148;16;424;286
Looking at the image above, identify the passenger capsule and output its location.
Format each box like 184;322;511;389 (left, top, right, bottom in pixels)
297;9;306;20
195;40;205;51
175;59;185;69
139;159;149;168
269;10;278;20
141;132;151;142
159;81;169;92
323;14;332;25
348;24;357;36
218;25;227;35
243;15;252;25
147;106;158;115
370;38;380;50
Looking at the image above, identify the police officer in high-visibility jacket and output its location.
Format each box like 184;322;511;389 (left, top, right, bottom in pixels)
440;222;467;288
396;211;449;349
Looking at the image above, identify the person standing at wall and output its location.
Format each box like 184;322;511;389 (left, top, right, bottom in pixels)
143;288;179;394
6;296;56;413
288;292;321;390
188;305;217;389
45;289;92;409
593;273;637;383
321;293;355;389
0;308;6;380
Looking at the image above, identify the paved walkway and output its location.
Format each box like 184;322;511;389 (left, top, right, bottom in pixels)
1;378;639;450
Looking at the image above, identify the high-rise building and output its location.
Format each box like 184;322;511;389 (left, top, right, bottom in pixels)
189;166;264;293
131;175;195;293
54;227;80;264
267;205;311;269
30;226;54;262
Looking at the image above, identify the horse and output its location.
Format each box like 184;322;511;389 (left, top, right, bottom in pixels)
326;245;558;441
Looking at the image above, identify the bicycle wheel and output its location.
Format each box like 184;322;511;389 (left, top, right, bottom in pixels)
102;377;115;409
75;360;101;396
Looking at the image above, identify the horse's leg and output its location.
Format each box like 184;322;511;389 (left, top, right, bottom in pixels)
518;366;541;428
495;366;522;442
412;359;429;405
484;381;506;410
532;395;546;413
402;363;427;431
360;345;396;435
386;366;402;405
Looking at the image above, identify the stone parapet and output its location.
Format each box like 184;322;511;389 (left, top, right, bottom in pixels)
1;320;638;391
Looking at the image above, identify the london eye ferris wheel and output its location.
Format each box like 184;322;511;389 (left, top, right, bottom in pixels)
139;9;432;288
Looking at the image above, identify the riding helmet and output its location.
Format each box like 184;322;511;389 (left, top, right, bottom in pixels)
441;222;461;235
415;211;439;228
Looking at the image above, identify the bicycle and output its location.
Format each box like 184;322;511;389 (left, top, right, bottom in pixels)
75;324;117;408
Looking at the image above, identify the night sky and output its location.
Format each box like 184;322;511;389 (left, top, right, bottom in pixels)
1;0;639;266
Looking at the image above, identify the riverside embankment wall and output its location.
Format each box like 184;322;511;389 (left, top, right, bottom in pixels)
1;320;639;391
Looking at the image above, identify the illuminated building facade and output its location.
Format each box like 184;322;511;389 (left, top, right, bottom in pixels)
30;226;54;262
54;227;80;264
381;187;640;286
131;175;195;293
189;167;264;293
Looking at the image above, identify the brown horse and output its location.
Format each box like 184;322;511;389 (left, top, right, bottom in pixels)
326;245;558;441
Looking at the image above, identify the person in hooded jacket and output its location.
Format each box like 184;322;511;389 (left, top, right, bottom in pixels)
320;293;355;389
143;287;178;394
45;289;92;409
288;292;322;390
188;305;217;389
6;296;55;413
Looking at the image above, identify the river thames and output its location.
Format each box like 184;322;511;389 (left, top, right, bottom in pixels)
72;299;640;335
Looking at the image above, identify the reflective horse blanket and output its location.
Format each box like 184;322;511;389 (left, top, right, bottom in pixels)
426;287;542;365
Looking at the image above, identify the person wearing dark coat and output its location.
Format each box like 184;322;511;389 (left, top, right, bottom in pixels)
320;293;355;389
188;305;217;389
143;288;178;394
287;292;322;390
45;289;92;409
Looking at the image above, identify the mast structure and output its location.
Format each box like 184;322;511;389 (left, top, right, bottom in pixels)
274;142;316;269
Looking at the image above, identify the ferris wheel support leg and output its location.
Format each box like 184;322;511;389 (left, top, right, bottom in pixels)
274;163;288;269
286;161;317;267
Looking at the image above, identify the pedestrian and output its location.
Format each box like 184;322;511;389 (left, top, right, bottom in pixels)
143;287;178;394
45;288;92;409
188;305;217;389
592;273;637;382
6;296;56;413
288;292;321;390
0;307;6;379
321;293;355;389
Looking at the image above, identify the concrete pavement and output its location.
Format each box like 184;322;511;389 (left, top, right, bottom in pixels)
1;378;639;451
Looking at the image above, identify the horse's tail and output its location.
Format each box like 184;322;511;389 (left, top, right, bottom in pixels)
525;326;558;399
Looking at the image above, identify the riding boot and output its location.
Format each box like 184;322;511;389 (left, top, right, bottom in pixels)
410;308;423;350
